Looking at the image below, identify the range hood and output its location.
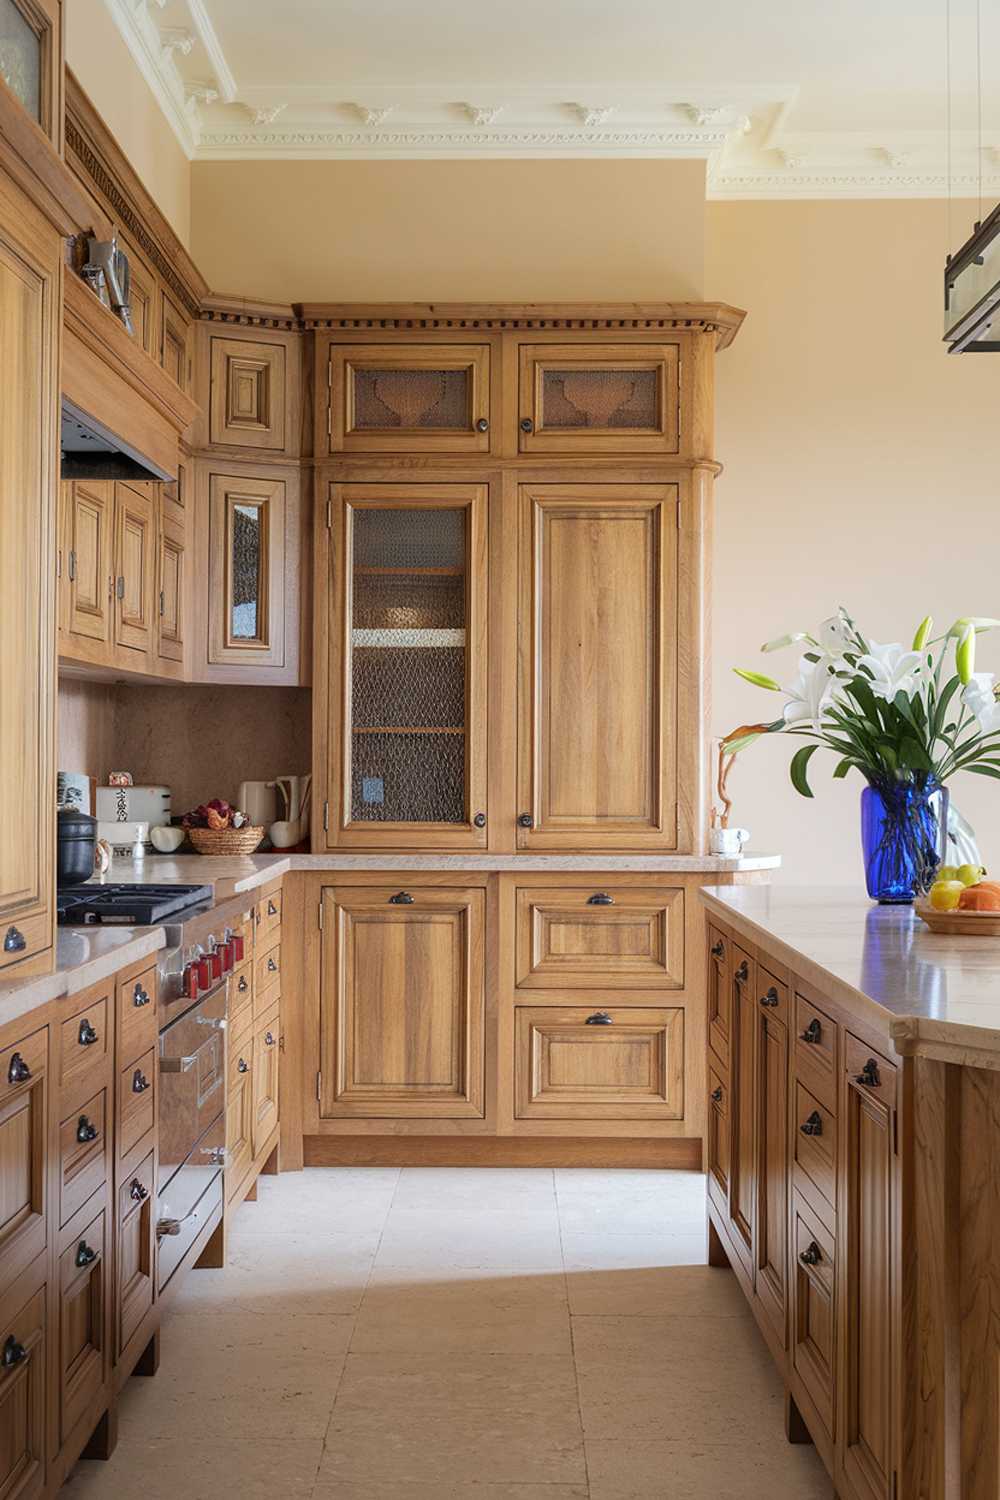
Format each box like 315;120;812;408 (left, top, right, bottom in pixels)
60;398;171;483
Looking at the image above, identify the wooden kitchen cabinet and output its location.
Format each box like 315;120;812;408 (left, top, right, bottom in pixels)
755;968;789;1350
155;512;186;674
0;1028;50;1301
517;341;680;455
116;1155;153;1357
160;288;192;393
57;1203;108;1450
514;886;685;991
318;886;486;1121
513;1005;683;1121
63;480;113;650
251;1011;280;1155
113;481;156;665
727;947;756;1278
0;1281;47;1499
327;343;493;455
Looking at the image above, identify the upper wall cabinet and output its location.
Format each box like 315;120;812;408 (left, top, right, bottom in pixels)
210;335;287;451
206;470;287;670
160;288;192;393
327;344;493;455
518;342;681;455
0;0;62;148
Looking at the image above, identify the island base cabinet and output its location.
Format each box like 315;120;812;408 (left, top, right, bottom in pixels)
0;1281;47;1500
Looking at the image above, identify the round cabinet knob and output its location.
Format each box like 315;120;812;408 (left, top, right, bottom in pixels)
132;1070;150;1094
7;1052;31;1085
799;1241;822;1267
267;900;278;916
76;1115;98;1144
129;1179;148;1203
473;812;487;828
517;813;534;829
75;1240;97;1269
800;1019;822;1045
711;1086;723;1103
519;417;534;433
585;1011;613;1025
78;1019;98;1047
475;417;489;432
2;1336;26;1368
267;957;277;973
760;987;779;1008
587;893;614;906
237;1058;249;1074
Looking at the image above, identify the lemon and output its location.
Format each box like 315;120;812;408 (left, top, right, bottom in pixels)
936;865;960;883
929;880;965;911
957;863;987;887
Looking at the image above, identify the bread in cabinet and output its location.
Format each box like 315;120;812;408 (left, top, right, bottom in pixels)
514;1006;684;1121
514;886;684;991
517;341;680;455
0;1281;46;1498
327;343;492;455
0;1027;49;1299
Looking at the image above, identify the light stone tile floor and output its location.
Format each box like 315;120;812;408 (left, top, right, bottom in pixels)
62;1168;835;1500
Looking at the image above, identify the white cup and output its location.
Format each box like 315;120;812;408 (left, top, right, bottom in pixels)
709;826;750;856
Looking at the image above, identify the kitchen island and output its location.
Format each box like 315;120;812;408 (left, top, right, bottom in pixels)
702;884;1000;1500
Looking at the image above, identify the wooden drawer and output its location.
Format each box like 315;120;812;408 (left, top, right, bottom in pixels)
229;1030;253;1091
707;1059;730;1210
116;1153;153;1356
793;1081;837;1219
795;992;838;1111
117;1048;155;1163
254;976;280;1024
255;937;281;995
515;886;685;991
707;924;730;1071
226;1066;253;1200
230;960;253;1035
514;1005;684;1120
792;1190;836;1439
251;1007;279;1156
58;1202;108;1446
755;961;790;1025
0;911;51;976
845;1032;897;1109
116;962;157;1064
59;1087;108;1228
0;1027;48;1298
255;886;282;942
59;988;110;1099
0;1282;46;1497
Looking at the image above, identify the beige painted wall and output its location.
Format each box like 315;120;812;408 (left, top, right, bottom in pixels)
189;159;705;302
65;0;191;246
708;198;1000;886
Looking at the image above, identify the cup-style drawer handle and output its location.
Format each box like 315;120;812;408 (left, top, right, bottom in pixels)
76;1115;98;1143
129;1178;148;1203
711;1086;723;1103
1;1336;26;1368
238;976;249;993
267;957;278;973
800;1019;822;1045
7;1052;31;1085
711;940;725;959
389;892;414;905
265;1032;276;1047
78;1019;99;1047
760;987;779;1008
585;1011;613;1025
800;1110;823;1137
133;984;151;1007
735;960;749;983
267;900;278;917
799;1241;823;1267
237;1058;249;1074
75;1240;98;1269
132;1070;150;1094
587;893;615;906
3;926;25;953
856;1059;881;1089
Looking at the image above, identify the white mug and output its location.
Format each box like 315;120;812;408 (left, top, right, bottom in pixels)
709;826;750;856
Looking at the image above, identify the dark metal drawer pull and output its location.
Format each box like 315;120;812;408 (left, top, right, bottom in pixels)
735;960;749;983
76;1115;98;1143
267;957;278;973
475;417;489;432
132;1070;150;1094
3;926;25;953
389;892;414;905
7;1052;30;1085
237;1058;249;1073
517;812;534;828
856;1059;881;1089
238;976;249;993
799;1241;822;1267
129;1179;148;1203
520;416;534;433
75;1240;97;1269
585;1011;613;1025
711;1086;723;1103
2;1336;26;1368
760;987;779;1008
800;1018;822;1045
267;900;278;917
800;1110;823;1137
133;984;151;1007
78;1019;98;1047
710;940;724;959
473;812;486;827
265;1032;276;1047
587;893;614;906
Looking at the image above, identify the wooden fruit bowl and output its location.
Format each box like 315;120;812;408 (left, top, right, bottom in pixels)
914;900;1000;936
187;825;264;856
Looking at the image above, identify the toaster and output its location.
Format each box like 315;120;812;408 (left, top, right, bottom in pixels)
95;784;171;830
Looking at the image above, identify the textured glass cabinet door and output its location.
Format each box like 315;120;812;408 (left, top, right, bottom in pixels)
518;343;680;454
325;484;488;848
327;345;492;454
207;471;287;668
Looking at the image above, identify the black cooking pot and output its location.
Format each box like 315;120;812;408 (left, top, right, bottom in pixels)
57;807;97;886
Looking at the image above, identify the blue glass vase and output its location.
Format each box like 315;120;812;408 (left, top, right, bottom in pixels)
860;777;949;904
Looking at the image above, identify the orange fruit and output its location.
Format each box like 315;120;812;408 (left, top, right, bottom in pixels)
958;885;1000;912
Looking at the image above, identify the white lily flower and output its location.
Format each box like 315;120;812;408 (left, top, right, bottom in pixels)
783;655;843;726
962;672;1000;733
855;641;927;701
817;615;852;654
761;631;809;653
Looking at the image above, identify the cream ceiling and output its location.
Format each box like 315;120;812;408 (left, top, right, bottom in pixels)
108;0;1000;197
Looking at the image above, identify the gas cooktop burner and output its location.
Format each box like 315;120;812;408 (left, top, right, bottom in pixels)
56;883;213;926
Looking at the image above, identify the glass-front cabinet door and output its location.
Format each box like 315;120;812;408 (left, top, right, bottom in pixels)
0;0;61;145
327;344;492;455
207;470;287;669
323;483;488;849
518;342;680;455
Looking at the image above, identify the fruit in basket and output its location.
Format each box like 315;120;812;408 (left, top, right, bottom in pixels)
181;797;236;830
206;807;229;830
957;862;988;887
958;884;1000;912
928;879;964;912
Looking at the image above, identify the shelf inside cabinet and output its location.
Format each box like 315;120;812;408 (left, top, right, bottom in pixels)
351;628;466;648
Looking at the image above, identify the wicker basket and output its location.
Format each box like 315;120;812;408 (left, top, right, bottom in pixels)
186;825;265;856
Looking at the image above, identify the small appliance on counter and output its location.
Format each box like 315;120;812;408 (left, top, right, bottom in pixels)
237;780;279;831
96;783;171;841
56;807;97;886
56;883;212;926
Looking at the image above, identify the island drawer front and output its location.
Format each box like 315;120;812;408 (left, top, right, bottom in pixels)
59;991;110;1099
256;937;281;995
514;1006;684;1120
58;1201;108;1447
707;925;730;1073
515;886;685;990
793;1081;837;1220
59;1086;109;1228
117;962;158;1064
230;961;254;1034
229;1030;253;1091
0;1282;46;1496
707;1060;730;1210
792;1190;836;1441
844;1033;897;1111
117;1152;154;1355
118;1048;155;1164
794;993;838;1111
256;887;283;942
254;977;280;1024
755;962;789;1025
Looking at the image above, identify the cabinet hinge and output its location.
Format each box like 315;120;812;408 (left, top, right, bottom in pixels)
316;1071;322;1102
323;800;329;831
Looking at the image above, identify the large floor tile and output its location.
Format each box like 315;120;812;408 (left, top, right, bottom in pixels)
231;1167;398;1237
566;1263;748;1317
376;1206;564;1270
173;1231;379;1316
394;1166;557;1213
585;1438;835;1499
561;1228;707;1272
313;1483;590;1499
556;1171;706;1236
61;1437;323;1500
352;1275;571;1354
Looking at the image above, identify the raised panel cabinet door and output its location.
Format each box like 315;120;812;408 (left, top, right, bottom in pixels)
323;484;488;849
727;948;756;1276
64;480;113;648
0;1284;46;1500
707;926;731;1069
514;886;685;990
792;1191;836;1442
513;1006;683;1121
517;485;678;851
58;1204;107;1447
157;515;185;666
707;1062;730;1210
207;471;286;668
320;886;486;1119
160;288;192;391
113;482;155;661
755;1008;789;1348
252;1014;280;1156
116;1155;153;1356
210;335;287;450
225;1068;253;1201
518;342;680;454
0;203;57;971
0;1027;48;1301
839;1044;897;1500
328;343;492;454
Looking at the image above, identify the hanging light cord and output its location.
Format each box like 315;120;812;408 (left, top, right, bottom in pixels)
976;0;983;218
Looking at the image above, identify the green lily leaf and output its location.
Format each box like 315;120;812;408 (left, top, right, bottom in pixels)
789;744;817;798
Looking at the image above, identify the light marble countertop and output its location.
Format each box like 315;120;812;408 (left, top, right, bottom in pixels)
0;925;166;1031
702;884;1000;1063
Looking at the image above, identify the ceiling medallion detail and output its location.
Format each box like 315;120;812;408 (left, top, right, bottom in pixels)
244;103;287;127
354;105;395;127
572;104;616;127
159;28;195;61
462;104;504;126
